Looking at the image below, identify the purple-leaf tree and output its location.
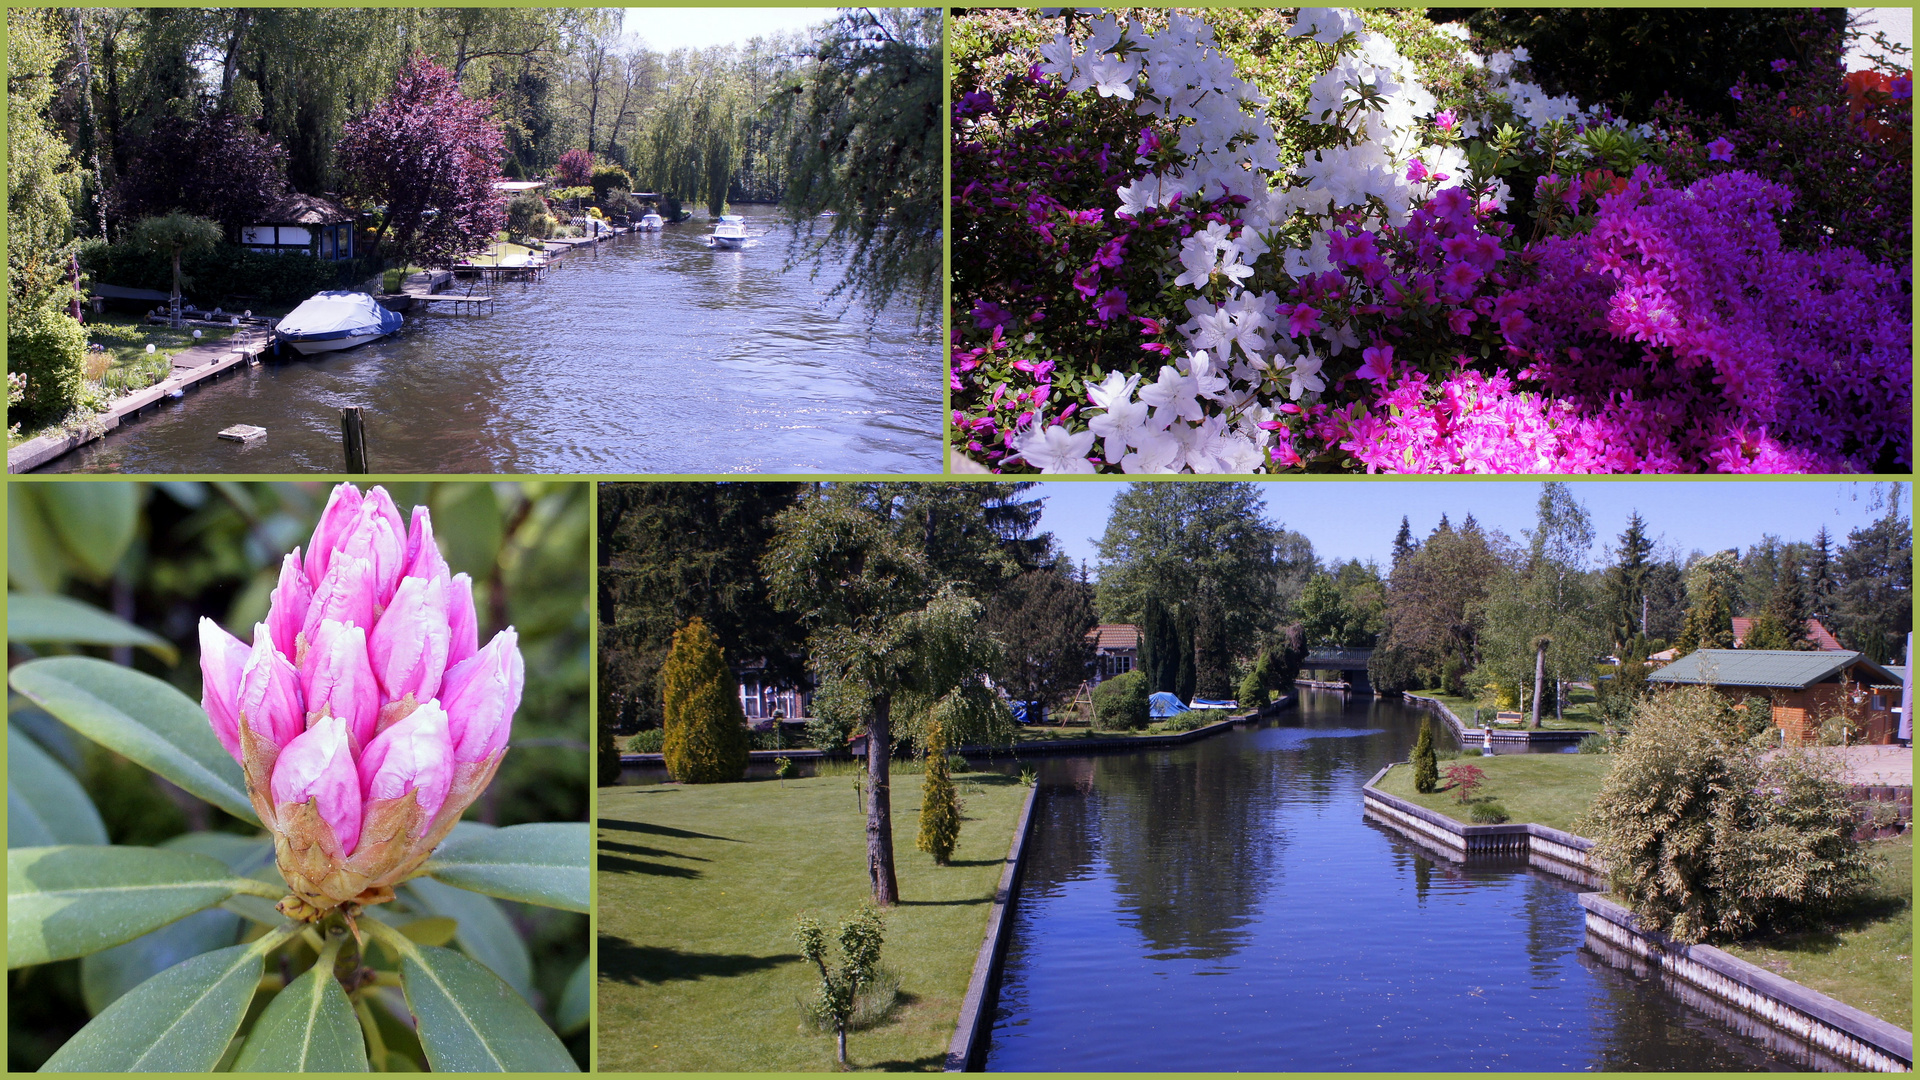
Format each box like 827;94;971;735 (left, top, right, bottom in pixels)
112;110;290;237
337;54;507;269
556;149;593;188
1443;761;1486;805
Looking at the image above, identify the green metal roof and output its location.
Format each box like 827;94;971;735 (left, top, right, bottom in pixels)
1648;649;1901;691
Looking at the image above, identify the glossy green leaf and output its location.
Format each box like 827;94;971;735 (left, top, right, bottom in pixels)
8;722;108;848
399;916;460;948
8;845;263;967
42;927;297;1072
80;907;243;1014
396;942;578;1072
161;830;275;875
8;483;68;594
402;878;533;1001
232;950;369;1072
8;657;258;825
555;956;590;1037
6;593;178;662
38;482;141;580
422;822;589;912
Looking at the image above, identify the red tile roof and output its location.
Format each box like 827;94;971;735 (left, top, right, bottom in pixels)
1731;616;1845;651
1085;624;1139;651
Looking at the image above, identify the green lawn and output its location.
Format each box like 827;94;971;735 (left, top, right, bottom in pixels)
597;769;1031;1071
1413;686;1608;732
1372;752;1612;833
1720;834;1912;1027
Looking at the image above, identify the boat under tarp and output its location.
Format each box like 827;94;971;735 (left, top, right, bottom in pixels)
1149;692;1191;718
274;291;403;355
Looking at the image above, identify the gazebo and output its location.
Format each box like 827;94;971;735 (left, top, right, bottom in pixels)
242;194;356;261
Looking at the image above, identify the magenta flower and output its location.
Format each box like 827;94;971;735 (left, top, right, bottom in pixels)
198;482;523;921
1434;109;1458;133
1705;137;1735;162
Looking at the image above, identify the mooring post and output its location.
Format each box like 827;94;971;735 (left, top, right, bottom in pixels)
340;406;368;473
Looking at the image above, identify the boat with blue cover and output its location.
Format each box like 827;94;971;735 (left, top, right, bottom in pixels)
274;291;403;355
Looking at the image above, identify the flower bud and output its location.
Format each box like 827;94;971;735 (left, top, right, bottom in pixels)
370;575;452;706
237;623;305;748
301;555;377;650
405;505;452;583
303;483;364;585
302;620;380;751
441;628;522;764
446;573;480;667
358;700;453;827
199;618;251;762
340;500;407;612
271;713;363;857
265;550;313;662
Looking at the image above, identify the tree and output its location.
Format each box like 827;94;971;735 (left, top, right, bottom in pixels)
915;719;960;864
659;617;749;783
123;213;222;326
774;8;942;317
1390;515;1419;570
1411;717;1438;793
795;905;885;1066
1475;484;1606;722
1676;550;1740;653
8;9;84;322
1092;668;1149;729
1582;687;1870;943
337;53;507;268
1604;511;1656;650
1831;508;1913;663
1382;518;1511;680
982;567;1095;722
111;109;289;235
557;147;593;186
1096;485;1279;665
1806;525;1839;623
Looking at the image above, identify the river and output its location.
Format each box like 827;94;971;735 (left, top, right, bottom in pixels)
47;204;939;474
982;689;1804;1071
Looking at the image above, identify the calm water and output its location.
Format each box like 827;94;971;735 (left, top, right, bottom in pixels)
983;690;1802;1072
49;205;939;474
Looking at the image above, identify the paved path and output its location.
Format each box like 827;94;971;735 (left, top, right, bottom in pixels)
1768;744;1912;786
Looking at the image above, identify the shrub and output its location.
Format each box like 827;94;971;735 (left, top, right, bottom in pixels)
916;721;961;864
79;239;340;306
7;307;89;424
590;164;633;202
1443;761;1486;804
1092;669;1150;730
624;727;665;753
1411;717;1439;793
795;905;886;1066
660;617;749;783
556;148;594;188
1582;686;1871;943
1368;645;1419;696
1577;731;1615;754
1469;801;1510;823
505;191;550;239
598;719;622;785
1160;712;1207;733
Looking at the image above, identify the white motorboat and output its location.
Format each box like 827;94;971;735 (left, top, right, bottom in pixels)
637;212;665;230
274;291;403;355
703;214;752;249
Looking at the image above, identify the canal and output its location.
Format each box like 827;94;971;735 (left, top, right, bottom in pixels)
982;689;1804;1071
48;205;939;474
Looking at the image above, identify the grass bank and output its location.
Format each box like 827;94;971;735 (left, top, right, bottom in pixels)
1413;686;1607;732
1372;752;1612;835
1720;833;1912;1027
597;769;1031;1071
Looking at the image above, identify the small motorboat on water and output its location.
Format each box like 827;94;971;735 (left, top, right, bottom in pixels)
274;291;403;355
703;214;754;250
637;212;665;230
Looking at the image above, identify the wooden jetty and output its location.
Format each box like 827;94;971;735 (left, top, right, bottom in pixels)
387;269;496;314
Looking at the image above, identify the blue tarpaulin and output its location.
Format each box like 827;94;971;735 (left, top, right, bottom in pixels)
1148;692;1190;718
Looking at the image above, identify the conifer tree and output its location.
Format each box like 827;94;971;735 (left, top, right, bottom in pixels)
1412;717;1439;793
916;720;960;864
660;616;749;783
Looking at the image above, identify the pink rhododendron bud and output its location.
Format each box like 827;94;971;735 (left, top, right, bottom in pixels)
303;483;364;585
446;573;480;667
404;505;451;583
358;700;454;827
271;713;363;857
302;619;381;751
265;549;313;661
237;623;305;748
199;618;251;762
369;575;452;706
339;497;408;611
441;628;522;764
301;555;377;649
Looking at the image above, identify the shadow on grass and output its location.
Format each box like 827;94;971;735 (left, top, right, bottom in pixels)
598;936;803;985
1738;893;1911;957
598;851;703;878
599;838;709;862
895;896;989;907
861;1052;947;1071
598;818;740;842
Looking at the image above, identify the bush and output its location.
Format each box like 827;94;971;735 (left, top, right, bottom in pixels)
79;239;341;306
1577;732;1615;754
591;164;634;202
1582;686;1872;943
1160;712;1207;733
506;191;551;239
1468;801;1510;824
660;617;749;783
915;721;961;864
1368;645;1420;696
624;727;665;753
1411;717;1439;793
8;307;89;424
1092;669;1150;730
556;149;594;188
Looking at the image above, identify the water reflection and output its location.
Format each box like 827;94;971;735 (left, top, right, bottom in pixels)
48;204;939;474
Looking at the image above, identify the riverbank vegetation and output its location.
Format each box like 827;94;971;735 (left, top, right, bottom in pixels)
597;772;1027;1071
1375;752;1609;834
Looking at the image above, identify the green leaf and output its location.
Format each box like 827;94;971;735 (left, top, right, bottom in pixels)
232;950;369;1072
8;845;262;968
555;956;590;1037
399;917;460;948
402;879;533;1002
397;943;578;1072
8;657;258;826
421;822;588;913
8;483;68;594
38;482;142;581
80;907;243;1014
8;722;107;847
42;927;297;1072
7;593;178;662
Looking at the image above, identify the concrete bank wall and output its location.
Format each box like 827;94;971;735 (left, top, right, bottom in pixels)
1402;692;1589;745
945;781;1040;1072
1362;765;1913;1072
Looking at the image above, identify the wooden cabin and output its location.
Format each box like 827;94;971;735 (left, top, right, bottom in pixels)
243;194;356;261
1647;649;1904;744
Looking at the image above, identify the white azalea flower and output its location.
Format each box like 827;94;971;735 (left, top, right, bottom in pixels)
1087;54;1137;99
1137;364;1203;423
1010;423;1097;473
1085;370;1141;410
1287;348;1327;401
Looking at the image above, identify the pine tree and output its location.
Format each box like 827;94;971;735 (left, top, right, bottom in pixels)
916;720;961;865
1412;717;1438;793
1391;516;1419;569
1175;608;1197;703
661;617;749;784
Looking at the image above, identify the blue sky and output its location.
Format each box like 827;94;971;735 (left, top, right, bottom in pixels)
1032;481;1910;577
618;8;835;52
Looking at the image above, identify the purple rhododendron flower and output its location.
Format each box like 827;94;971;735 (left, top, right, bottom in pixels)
1706;137;1736;162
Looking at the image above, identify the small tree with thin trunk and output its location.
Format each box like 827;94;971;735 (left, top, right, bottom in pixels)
795;905;885;1066
123;213;221;327
916;719;960;864
1411;717;1438;793
1530;634;1551;729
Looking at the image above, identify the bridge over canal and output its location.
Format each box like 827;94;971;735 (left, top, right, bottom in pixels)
1302;646;1373;693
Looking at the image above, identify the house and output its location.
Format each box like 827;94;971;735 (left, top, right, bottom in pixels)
493;180;549;195
735;658;810;724
1730;616;1846;651
243;194;357;261
1086;624;1139;685
1647;649;1905;744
